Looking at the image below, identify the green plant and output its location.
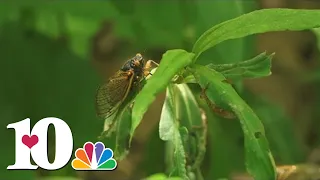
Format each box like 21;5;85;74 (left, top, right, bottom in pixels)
100;8;320;180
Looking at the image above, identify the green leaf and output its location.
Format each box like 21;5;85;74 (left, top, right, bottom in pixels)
189;64;276;180
206;52;274;80
313;28;320;52
131;49;195;140
193;9;320;57
183;52;274;84
175;84;206;171
114;107;132;160
159;86;175;141
160;84;206;179
159;85;188;179
143;173;183;180
244;93;305;163
194;87;245;178
175;84;202;129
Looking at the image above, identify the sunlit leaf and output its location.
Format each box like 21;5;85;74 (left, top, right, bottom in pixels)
189;64;276;180
193;9;320;57
131;49;195;141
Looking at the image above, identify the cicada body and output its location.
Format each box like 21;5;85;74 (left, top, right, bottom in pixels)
95;53;155;119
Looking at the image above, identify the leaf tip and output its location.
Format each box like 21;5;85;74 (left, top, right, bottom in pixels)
128;135;133;148
269;52;276;58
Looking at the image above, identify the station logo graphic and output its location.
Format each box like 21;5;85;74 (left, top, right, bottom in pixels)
7;118;117;171
71;141;117;170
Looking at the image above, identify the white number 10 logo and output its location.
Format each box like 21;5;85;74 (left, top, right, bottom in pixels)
7;117;73;170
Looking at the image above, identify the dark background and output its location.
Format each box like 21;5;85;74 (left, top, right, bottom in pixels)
1;1;320;180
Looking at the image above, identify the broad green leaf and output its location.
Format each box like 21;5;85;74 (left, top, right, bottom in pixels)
207;52;274;79
189;64;276;180
182;52;274;84
131;49;195;140
159;85;188;179
193;9;320;57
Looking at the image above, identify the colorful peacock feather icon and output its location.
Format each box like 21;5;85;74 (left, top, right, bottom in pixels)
71;141;117;170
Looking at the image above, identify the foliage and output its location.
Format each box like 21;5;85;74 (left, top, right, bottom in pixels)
1;1;320;180
101;8;320;180
114;9;320;179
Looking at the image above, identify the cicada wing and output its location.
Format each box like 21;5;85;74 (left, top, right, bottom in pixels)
95;71;134;119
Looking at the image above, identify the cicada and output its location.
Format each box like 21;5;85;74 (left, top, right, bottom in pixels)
95;53;157;119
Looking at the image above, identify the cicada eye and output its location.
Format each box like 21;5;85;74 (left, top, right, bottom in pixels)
135;53;143;61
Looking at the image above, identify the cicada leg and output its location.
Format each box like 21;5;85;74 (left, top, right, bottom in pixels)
126;69;134;79
200;83;236;119
143;59;159;76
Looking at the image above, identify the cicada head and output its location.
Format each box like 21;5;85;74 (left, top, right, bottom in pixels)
121;53;145;80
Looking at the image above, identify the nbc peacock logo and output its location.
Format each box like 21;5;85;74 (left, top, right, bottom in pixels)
71;141;117;170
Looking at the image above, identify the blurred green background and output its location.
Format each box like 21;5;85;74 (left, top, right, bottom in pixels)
1;1;320;180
